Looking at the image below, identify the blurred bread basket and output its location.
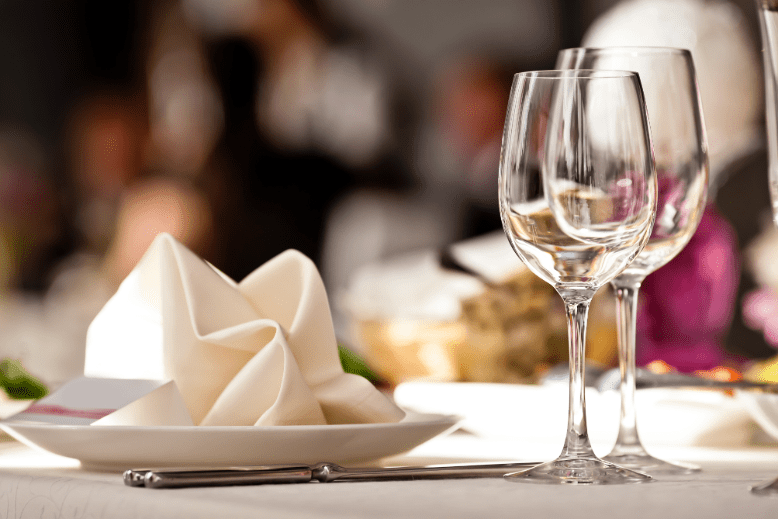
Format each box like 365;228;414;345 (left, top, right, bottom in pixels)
338;232;617;386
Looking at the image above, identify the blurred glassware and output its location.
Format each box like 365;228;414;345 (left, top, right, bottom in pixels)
558;47;708;476
751;0;778;496
498;70;656;484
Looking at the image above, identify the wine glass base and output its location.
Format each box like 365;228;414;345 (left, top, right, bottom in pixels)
601;453;700;476
751;477;778;495
504;457;651;485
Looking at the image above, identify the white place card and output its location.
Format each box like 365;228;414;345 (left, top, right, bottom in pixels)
2;377;193;426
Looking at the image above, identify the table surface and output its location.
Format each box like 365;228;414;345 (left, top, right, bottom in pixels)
1;432;778;519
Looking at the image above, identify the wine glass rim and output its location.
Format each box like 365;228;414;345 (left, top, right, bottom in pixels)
515;69;640;79
559;46;692;57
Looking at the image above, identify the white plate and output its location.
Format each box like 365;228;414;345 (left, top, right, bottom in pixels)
395;382;753;448
736;391;778;441
0;412;460;470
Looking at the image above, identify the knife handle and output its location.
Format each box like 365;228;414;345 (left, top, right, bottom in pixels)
124;467;313;488
124;469;150;487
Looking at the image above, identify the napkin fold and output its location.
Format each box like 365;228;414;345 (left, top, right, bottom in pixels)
84;233;405;426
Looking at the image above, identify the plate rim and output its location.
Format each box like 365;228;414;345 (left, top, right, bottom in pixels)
0;411;461;433
0;411;463;469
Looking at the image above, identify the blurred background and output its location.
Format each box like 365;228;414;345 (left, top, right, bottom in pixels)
0;0;774;390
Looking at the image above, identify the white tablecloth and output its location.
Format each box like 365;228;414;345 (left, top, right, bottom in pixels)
1;432;778;519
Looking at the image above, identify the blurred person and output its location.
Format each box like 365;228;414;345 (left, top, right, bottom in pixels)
582;0;770;370
415;56;512;238
0;128;63;292
66;93;149;255
183;0;391;170
161;0;409;286
194;38;353;281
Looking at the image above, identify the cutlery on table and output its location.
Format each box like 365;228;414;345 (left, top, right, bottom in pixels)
595;368;778;393
124;461;540;489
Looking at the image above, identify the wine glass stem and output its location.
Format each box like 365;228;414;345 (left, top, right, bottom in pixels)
610;279;648;456
559;294;597;459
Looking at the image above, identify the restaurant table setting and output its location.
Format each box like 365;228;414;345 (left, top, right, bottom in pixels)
0;229;778;518
0;235;776;518
6;26;778;515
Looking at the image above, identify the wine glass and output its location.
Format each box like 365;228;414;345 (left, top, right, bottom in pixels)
557;47;708;475
499;70;657;485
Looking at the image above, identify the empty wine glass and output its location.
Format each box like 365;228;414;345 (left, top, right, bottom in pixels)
499;70;657;484
557;47;709;476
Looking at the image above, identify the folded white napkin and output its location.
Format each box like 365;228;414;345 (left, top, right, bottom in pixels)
84;233;405;427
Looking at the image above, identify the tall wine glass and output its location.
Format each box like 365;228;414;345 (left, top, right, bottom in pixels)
499;70;657;484
557;48;708;475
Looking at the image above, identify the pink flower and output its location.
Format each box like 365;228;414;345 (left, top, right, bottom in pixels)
743;288;778;348
635;204;739;372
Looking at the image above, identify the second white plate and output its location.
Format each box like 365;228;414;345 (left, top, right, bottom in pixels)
395;382;754;448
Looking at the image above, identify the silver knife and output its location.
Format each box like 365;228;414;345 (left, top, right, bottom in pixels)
124;461;539;489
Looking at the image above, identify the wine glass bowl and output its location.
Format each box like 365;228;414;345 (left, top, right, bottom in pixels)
502;71;656;290
557;47;709;475
499;70;657;484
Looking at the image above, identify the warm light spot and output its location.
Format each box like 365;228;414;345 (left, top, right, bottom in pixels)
694;366;742;382
645;359;674;374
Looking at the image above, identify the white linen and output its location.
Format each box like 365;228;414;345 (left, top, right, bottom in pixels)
1;438;778;519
